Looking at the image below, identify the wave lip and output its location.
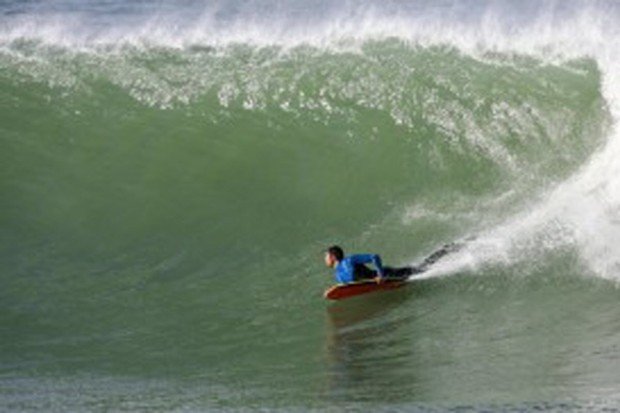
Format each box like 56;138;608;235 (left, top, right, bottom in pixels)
0;0;619;53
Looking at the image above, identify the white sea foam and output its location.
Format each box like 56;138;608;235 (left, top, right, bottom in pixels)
0;1;614;53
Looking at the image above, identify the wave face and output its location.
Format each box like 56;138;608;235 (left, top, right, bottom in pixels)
3;1;620;411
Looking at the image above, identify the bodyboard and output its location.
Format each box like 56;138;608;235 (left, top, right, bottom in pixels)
324;277;408;300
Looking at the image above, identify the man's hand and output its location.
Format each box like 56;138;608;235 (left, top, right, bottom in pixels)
374;275;384;284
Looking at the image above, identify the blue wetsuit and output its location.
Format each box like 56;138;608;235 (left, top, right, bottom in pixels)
334;254;385;284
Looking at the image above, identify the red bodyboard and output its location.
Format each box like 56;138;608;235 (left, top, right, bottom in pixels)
324;278;407;300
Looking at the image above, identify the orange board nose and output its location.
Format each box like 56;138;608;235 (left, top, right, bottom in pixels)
324;278;407;300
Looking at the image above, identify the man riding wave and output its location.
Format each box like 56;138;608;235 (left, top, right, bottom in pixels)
324;245;418;284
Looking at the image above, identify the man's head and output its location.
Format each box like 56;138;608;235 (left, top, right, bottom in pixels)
324;245;344;268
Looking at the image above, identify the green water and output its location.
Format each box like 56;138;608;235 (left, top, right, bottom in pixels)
2;32;619;411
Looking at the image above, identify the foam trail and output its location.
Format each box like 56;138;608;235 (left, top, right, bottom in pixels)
419;119;620;281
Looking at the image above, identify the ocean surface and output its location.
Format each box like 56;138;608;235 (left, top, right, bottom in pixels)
3;0;620;411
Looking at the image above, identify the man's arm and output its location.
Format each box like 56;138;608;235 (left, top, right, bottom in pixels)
350;254;385;277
